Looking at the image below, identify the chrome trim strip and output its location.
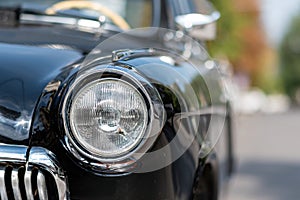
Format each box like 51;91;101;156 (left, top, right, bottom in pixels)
37;171;48;200
0;144;27;163
175;105;227;118
0;167;8;200
21;14;77;25
24;167;34;200
11;168;22;200
21;14;101;31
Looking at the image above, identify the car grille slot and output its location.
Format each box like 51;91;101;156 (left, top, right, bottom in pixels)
24;169;33;200
36;171;48;200
0;145;68;200
0;165;51;200
11;168;22;200
0;166;8;200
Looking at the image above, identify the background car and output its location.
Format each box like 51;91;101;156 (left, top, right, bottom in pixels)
0;0;233;199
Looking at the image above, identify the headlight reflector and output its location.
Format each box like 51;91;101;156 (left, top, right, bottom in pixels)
69;78;148;159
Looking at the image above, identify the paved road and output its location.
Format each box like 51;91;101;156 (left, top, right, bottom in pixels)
225;109;300;200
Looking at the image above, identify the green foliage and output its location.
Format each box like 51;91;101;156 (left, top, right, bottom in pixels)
254;66;283;94
209;0;280;94
208;0;249;60
280;14;300;100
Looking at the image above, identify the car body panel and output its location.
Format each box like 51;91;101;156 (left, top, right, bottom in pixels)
25;48;227;199
0;43;82;144
0;0;233;199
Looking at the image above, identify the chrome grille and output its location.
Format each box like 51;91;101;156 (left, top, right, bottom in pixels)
11;168;22;200
0;145;68;200
0;165;52;200
0;166;8;200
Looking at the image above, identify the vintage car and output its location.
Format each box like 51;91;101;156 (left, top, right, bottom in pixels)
0;0;234;199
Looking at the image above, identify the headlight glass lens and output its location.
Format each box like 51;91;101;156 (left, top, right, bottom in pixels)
69;79;148;158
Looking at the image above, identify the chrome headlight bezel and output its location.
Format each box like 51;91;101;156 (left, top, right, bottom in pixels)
62;65;165;172
69;77;149;159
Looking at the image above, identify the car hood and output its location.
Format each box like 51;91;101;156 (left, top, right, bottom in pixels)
0;42;82;144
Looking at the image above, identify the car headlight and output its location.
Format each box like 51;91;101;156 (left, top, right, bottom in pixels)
70;78;148;158
62;66;165;171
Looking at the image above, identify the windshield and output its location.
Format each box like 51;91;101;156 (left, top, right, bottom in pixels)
0;0;153;28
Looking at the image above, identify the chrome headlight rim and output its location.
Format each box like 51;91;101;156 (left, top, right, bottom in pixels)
69;77;149;159
62;66;163;168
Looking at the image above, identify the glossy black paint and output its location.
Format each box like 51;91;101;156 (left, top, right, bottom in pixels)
26;47;225;199
0;43;82;144
0;0;233;199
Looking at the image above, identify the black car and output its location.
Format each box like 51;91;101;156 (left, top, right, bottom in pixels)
0;0;233;199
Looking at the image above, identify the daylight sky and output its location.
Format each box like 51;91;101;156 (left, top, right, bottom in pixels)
260;0;300;47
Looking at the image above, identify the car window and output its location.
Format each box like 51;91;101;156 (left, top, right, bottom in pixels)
192;0;215;15
92;0;153;28
174;0;215;15
0;0;153;28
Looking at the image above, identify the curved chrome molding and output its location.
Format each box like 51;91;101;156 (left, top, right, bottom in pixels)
61;65;166;174
28;147;69;200
0;144;69;200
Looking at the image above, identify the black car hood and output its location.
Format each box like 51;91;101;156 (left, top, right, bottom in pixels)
0;42;82;144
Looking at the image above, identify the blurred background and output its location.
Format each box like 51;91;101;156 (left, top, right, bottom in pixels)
208;0;300;199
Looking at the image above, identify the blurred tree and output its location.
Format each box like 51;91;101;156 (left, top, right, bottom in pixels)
208;0;245;61
280;14;300;102
209;0;271;89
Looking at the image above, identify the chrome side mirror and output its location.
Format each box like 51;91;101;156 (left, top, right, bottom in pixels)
175;11;220;41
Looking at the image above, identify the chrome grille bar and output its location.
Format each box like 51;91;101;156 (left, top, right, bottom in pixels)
28;147;69;200
0;144;69;200
11;168;22;200
24;168;34;200
37;171;48;200
0;167;8;200
1;166;51;200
